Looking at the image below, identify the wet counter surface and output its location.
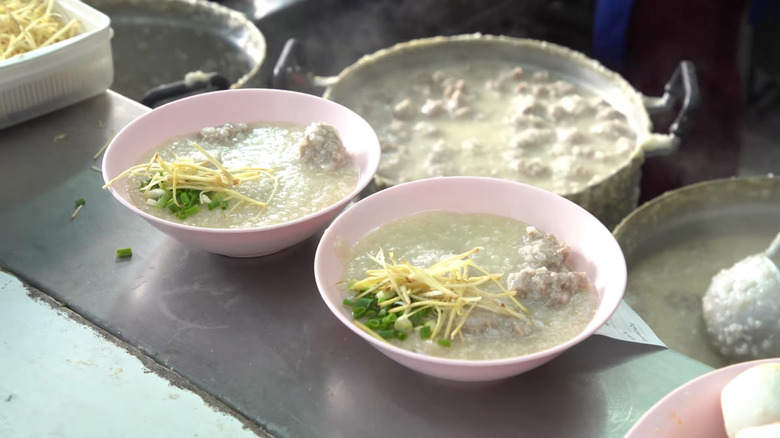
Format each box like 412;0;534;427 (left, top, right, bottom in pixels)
0;91;713;437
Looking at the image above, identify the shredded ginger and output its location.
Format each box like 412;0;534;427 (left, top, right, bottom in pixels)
103;141;278;213
351;248;533;342
1;0;82;61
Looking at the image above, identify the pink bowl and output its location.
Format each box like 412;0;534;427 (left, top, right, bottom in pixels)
314;176;627;381
626;358;780;438
102;89;380;257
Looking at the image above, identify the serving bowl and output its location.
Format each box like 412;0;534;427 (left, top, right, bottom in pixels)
313;176;626;381
102;88;381;257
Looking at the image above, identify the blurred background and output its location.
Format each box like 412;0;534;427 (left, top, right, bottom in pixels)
92;0;780;201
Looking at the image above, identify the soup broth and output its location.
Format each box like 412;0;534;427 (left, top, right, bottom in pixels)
342;212;599;360
126;122;358;229
341;62;637;195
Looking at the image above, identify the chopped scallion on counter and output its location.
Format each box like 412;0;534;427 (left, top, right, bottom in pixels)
71;198;86;220
116;247;132;258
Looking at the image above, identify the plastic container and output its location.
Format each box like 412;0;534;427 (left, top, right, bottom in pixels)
0;0;113;130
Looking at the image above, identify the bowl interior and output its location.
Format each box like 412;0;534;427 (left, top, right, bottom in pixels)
314;176;626;370
102;88;381;232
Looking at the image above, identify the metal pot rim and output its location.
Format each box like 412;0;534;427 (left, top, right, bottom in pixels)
88;0;266;90
613;174;780;241
322;33;664;197
324;33;649;129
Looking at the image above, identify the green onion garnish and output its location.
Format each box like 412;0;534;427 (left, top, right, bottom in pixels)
354;297;373;309
116;247;132;258
377;329;396;339
353;307;367;319
419;325;432;339
437;339;451;347
75;198;86;207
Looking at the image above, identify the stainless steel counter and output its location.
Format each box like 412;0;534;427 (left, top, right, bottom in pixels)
0;91;713;438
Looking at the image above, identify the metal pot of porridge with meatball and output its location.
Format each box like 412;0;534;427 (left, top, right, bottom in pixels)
612;175;780;368
274;34;699;229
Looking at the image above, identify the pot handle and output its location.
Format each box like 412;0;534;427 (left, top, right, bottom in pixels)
639;60;700;156
140;72;230;108
272;39;338;92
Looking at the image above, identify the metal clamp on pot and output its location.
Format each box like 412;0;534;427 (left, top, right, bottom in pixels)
141;71;230;108
272;39;338;93
639;60;700;156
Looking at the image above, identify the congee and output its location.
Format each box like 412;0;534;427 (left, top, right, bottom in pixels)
341;211;599;360
339;62;638;195
105;121;358;228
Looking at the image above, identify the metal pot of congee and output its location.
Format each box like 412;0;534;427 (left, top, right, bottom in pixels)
274;34;699;229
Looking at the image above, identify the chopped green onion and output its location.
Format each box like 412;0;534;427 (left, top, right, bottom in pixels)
353;307;367;319
376;290;394;302
419;325;432;339
397;331;408;341
377;329;396;339
394;317;412;333
207;199;221;210
367;319;381;329
365;310;377;319
74;198;85;207
437;339;452;347
181;205;200;217
382;313;397;325
342;298;355;307
156;191;171;207
378;307;388;317
116;247;132;258
354;297;373;310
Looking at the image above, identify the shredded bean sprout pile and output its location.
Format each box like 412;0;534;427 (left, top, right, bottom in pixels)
1;0;81;61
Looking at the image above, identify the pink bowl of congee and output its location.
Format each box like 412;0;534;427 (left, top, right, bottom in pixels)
314;176;626;381
102;89;381;257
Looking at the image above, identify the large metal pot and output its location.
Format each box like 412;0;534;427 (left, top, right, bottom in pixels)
274;34;698;229
613;175;780;368
86;0;266;107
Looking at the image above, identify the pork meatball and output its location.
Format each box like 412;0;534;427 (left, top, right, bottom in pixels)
298;123;351;171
